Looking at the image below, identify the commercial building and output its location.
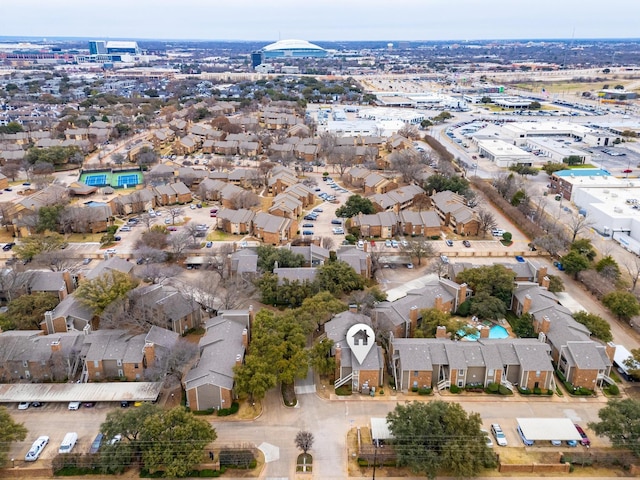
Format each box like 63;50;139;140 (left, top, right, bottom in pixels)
477;139;532;167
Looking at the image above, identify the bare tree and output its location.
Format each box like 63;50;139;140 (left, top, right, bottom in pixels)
169;230;191;257
229;191;260;210
319;132;337;165
566;213;595;243
319;236;335;251
168;207;184;225
34;250;77;271
426;256;450;279
139;213;154;232
295;431;314;455
1;163;21;181
111;153;126;165
398;123;420;140
477;209;498;236
145;338;199;381
134;245;168;264
142;263;182;284
389;149;423;184
624;256;640;291
330;146;356;177
532;234;566;257
0;269;31;302
183;222;202;246
402;237;436;266
210;156;232;172
257;161;275;187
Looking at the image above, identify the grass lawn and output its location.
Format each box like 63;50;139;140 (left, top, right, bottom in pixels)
207;230;233;241
568;164;598;169
513;80;633;94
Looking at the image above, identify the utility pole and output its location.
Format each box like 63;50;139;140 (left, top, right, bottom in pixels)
372;442;378;480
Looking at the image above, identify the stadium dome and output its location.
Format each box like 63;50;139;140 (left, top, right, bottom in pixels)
258;39;327;60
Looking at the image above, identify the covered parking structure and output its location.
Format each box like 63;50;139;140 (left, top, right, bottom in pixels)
0;382;163;404
517;418;582;443
371;417;394;447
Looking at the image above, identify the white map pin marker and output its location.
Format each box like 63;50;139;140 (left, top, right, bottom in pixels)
346;323;375;365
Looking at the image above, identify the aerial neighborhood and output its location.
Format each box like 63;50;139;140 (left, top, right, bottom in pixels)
1;30;640;479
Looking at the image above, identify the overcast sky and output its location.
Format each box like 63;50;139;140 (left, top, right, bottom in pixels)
1;0;639;42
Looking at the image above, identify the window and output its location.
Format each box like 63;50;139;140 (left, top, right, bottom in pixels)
94;360;99;368
488;369;494;378
535;370;541;377
413;371;419;377
458;369;465;376
116;359;122;367
22;361;28;368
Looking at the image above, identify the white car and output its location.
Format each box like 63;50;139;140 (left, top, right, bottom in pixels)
332;227;345;235
491;423;508;447
68;401;81;410
481;429;493;448
18;402;30;410
25;436;49;462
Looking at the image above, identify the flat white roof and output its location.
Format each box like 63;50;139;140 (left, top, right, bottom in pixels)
0;382;163;403
478;139;531;158
517;418;581;441
371;417;394;440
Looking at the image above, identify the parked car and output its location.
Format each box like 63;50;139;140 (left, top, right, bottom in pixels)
68;401;81;410
82;258;93;265
491;424;508;447
481;429;493;448
3;242;15;251
440;255;449;264
445;240;454;247
312;208;323;213
406;263;414;269
303;230;314;236
119;226;131;232
31;401;43;408
25;436;49;462
574;424;590;446
167;226;177;231
18;402;30;410
385;240;392;247
463;240;471;248
515;255;525;263
391;240;399;248
89;433;104;454
332;227;345;235
517;425;534;446
120;401;130;408
205;241;213;248
83;402;96;408
302;223;314;228
331;219;342;225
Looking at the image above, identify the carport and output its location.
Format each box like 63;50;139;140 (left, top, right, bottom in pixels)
0;382;163;404
371;417;394;446
517;418;582;442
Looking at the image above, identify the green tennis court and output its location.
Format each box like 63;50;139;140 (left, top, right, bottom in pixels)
79;170;142;188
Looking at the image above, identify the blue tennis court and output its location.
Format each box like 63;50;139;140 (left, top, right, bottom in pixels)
116;174;140;187
84;174;108;186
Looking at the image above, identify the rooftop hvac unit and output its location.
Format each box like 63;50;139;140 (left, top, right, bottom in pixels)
603;189;610;194
614;207;623;213
611;193;618;197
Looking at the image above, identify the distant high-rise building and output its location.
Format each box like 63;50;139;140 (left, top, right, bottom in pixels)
105;41;140;55
88;40;106;55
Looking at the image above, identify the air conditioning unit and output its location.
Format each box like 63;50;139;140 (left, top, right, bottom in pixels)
603;189;610;194
611;193;618;197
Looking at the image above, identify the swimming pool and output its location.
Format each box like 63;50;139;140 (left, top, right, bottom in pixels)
458;324;510;341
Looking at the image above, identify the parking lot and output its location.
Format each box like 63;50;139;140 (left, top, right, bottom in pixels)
7;402;112;466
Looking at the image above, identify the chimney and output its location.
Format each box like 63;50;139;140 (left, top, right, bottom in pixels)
434;294;443;311
435;325;448;338
479;326;490;339
50;339;61;352
363;241;369;253
62;270;74;293
349;304;358;313
540;315;551;334
457;283;467;310
235;354;243;366
409;306;418;337
537;266;548;285
540;276;550;290
605;342;616;362
248;305;254;331
335;344;342;367
144;342;156;367
242;328;248;349
522;294;532;315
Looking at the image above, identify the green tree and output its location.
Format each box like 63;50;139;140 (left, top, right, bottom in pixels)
75;270;138;314
37;204;65;233
14;233;67;261
602;291;640;322
563;155;584;166
0;292;59;330
424;174;469;195
509;164;538;177
256;272;278;304
257;244;306;272
570;238;597;261
547;274;564;293
542;162;566;176
309;338;336;376
416;308;452;337
528;101;542;109
0;121;24;134
456;264;516;306
335;194;375;218
572;311;613;342
234;353;278;403
469;291;507;320
0;406;28;467
589;399;640;457
387;401;496;479
295;291;347;334
25;145;81;165
561;250;591;279
595;255;621;280
140;407;217;477
509;312;536;338
317;260;365;296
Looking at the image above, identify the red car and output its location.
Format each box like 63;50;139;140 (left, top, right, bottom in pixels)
574;424;590;446
623;169;633;174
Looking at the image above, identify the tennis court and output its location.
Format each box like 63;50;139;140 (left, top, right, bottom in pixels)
83;174;108;186
116;173;141;187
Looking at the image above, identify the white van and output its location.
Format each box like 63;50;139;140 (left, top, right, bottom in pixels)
59;432;78;454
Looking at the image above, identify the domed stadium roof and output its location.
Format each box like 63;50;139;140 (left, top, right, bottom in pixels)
262;39;325;52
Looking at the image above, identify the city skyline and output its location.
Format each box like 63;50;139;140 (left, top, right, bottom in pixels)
1;0;639;43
